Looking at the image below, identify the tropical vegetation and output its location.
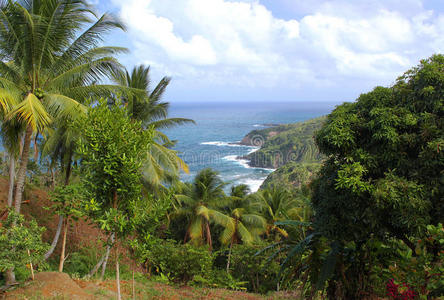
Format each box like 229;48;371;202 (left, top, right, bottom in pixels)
0;0;442;299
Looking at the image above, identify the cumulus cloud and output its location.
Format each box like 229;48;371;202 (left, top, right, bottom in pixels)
112;0;444;101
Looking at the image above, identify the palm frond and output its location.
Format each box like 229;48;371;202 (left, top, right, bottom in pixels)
7;93;51;132
43;93;86;119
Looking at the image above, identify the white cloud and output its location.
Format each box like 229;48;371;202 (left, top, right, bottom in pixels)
112;0;444;100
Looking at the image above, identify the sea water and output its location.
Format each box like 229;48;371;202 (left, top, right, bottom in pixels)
165;101;339;192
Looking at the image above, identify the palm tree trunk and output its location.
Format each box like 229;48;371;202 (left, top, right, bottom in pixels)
7;155;15;207
14;126;33;214
33;133;39;161
205;220;212;252
226;236;234;273
44;215;64;260
58;218;68;272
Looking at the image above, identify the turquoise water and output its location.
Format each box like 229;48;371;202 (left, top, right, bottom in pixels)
165;101;339;192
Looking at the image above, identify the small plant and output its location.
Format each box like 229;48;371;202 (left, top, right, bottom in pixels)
386;279;416;300
0;211;48;282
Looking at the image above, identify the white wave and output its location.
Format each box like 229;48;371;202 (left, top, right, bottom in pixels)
239;178;266;192
200;141;253;148
247;147;259;154
253;124;264;127
222;155;275;172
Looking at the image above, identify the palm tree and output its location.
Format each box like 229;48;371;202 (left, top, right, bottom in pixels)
0;0;132;218
222;184;266;272
112;65;194;190
0;0;132;286
174;168;231;251
0;118;23;207
252;187;301;240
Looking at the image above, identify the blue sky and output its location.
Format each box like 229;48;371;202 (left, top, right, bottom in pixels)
91;0;444;103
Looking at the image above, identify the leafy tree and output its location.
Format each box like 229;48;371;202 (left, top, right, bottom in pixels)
174;168;231;251
112;65;194;190
75;98;153;298
310;54;444;298
46;184;84;272
0;212;48;283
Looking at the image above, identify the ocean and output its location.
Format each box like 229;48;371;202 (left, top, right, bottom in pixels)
165;101;339;192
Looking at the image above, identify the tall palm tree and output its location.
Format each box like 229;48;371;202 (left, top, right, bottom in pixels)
222;184;266;272
0;0;133;285
174;168;231;251
112;65;194;190
0;0;133;218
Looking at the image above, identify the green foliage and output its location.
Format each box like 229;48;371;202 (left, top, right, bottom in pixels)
76;98;154;236
174;168;231;248
384;224;444;298
63;246;103;278
143;239;214;284
230;244;281;293
0;212;48;281
48;184;84;220
260;162;321;190
243;117;325;168
310;54;444;297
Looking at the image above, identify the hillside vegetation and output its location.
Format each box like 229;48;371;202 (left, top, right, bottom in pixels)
260;162;321;190
241;117;325;168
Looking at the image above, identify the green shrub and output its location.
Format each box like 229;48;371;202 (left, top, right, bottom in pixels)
63;244;103;278
0;211;48;283
146;239;213;284
229;244;281;293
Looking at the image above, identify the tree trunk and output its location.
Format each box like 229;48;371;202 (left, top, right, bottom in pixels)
64;156;72;186
5;269;16;286
14;126;33;214
226;235;235;273
132;268;136;300
33;133;39;161
87;253;106;279
50;166;55;189
44;215;64;260
7;155;15;207
100;232;115;280
116;244;121;300
205;220;212;252
58;218;68;272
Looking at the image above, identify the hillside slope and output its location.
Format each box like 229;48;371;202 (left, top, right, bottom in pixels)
260;162;321;190
241;117;325;169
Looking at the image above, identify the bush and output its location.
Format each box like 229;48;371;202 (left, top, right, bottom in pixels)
0;211;48;283
146;239;213;284
63;243;103;278
383;224;444;299
229;244;281;293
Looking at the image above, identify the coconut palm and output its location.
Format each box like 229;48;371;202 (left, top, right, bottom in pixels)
252;187;301;240
174;168;231;251
112;65;194;190
0;0;133;285
222;184;266;272
0;0;133;218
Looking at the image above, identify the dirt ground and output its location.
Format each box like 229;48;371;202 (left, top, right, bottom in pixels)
2;272;300;300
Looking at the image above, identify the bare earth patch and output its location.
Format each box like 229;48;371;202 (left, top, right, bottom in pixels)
2;272;300;300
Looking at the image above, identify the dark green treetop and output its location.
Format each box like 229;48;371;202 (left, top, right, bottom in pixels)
312;54;444;244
